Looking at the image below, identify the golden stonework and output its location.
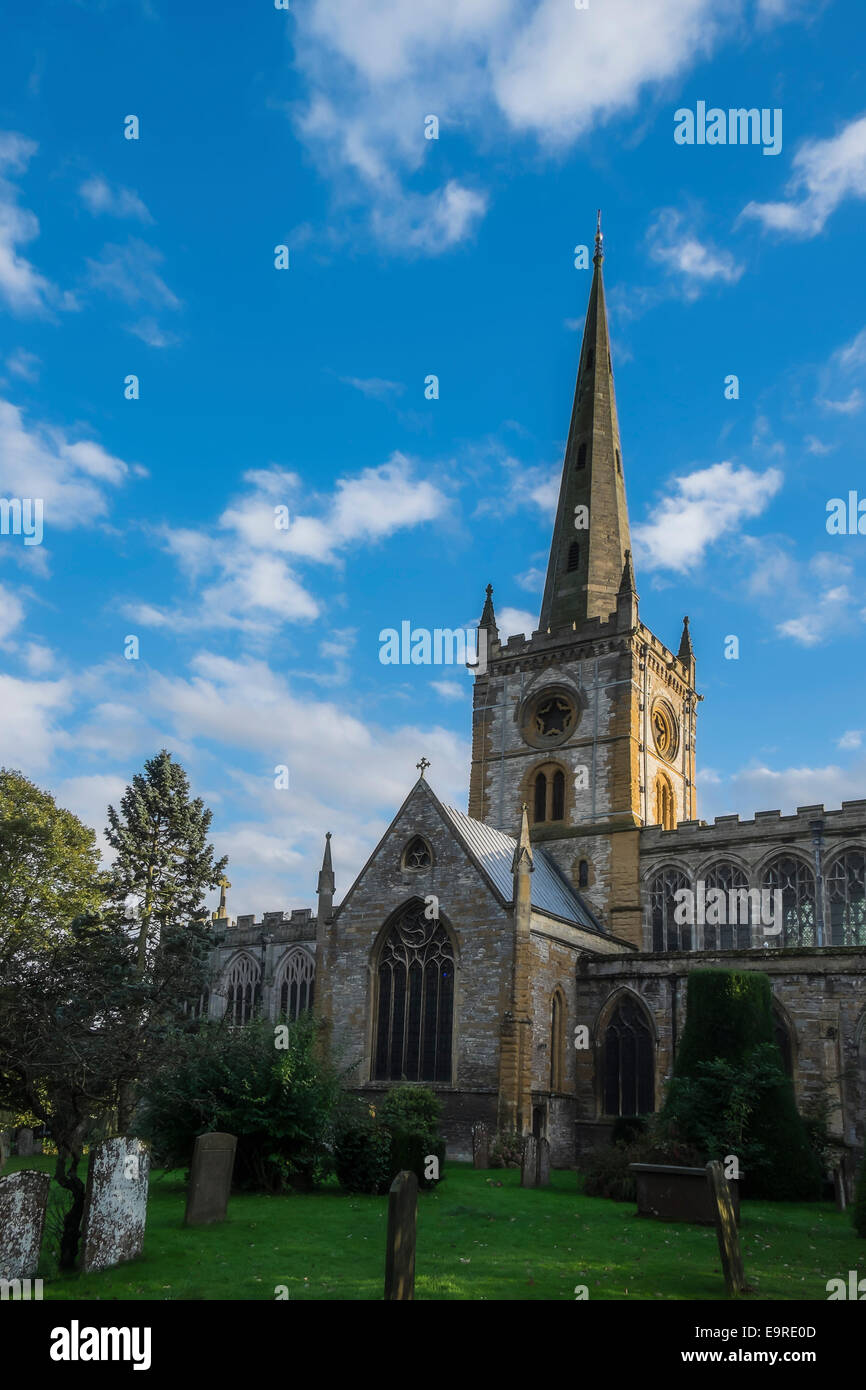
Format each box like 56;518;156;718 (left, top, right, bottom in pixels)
651;702;677;761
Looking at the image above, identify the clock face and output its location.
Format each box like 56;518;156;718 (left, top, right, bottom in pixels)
651;702;678;760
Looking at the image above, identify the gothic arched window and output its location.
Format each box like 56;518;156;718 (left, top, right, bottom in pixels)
702;861;752;951
653;772;675;830
761;856;816;947
373;902;454;1083
577;442;587;469
649;867;691;951
550;990;566;1091
602;995;654;1116
567;542;580;572
403;836;432;871
826;850;866;946
533;772;547;824
578;858;589;888
276;948;315;1020
532;765;566;825
224;954;261;1027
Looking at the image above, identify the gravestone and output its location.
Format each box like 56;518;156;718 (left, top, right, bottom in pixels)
184;1132;237;1226
16;1128;38;1157
0;1131;10;1173
833;1165;847;1212
520;1135;538;1189
0;1170;51;1280
706;1160;747;1296
384;1170;417;1301
536;1137;551;1188
80;1137;150;1274
471;1122;489;1170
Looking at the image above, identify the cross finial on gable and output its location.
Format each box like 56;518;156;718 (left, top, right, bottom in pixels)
416;757;431;778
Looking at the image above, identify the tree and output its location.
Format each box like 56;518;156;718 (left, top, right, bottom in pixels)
0;769;102;968
105;749;227;972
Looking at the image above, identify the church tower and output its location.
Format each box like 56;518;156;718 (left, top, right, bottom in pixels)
468;219;699;945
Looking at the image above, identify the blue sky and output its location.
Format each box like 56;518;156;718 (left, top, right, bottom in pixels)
1;0;865;916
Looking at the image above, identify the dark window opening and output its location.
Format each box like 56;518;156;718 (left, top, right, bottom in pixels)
603;997;654;1116
578;859;589;888
533;772;547;824
373;903;454;1083
576;443;587;469
567;541;580;572
552;770;565;821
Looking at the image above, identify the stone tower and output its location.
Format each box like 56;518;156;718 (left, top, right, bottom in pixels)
468;220;699;945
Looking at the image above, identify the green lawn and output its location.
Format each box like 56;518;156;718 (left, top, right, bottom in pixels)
9;1156;864;1301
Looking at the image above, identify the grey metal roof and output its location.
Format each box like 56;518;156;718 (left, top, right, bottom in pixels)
441;804;601;931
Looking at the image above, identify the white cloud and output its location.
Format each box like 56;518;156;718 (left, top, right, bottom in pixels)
0;131;71;316
740;114;866;237
86;238;180;310
498;606;537;640
431;679;465;699
5;348;39;381
22;641;55;674
79;176;153;223
292;0;791;254
516;565;545;593
819;388;863;416
632;461;783;573
701;759;866;822
838;730;862;750
0;398;131;528
0;672;71;770
0;582;25;641
340;375;405;401
647;208;744;296
127;317;180;348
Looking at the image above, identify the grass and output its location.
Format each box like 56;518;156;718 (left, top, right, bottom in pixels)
8;1155;864;1301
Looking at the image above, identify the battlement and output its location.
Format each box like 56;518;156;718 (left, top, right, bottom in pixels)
212;907;317;947
640;799;866;851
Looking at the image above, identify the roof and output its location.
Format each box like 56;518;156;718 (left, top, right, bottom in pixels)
441;803;602;931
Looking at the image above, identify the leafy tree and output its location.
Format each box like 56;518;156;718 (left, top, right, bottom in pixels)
0;768;101;968
661;970;823;1200
105;749;227;972
138;1014;342;1192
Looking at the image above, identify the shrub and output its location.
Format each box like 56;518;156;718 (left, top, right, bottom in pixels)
581;1143;637;1201
379;1084;445;1190
489;1130;523;1169
138;1013;341;1193
332;1101;393;1195
853;1159;866;1239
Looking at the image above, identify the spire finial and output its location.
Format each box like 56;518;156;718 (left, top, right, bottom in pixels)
594;209;603;263
416;757;431;778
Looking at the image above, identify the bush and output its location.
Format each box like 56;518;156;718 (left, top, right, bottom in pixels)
489;1130;523;1169
581;1143;637;1201
379;1084;445;1190
332;1100;393;1195
138;1013;341;1193
853;1160;866;1239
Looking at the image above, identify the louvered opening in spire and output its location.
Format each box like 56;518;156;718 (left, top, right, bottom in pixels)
539;226;632;632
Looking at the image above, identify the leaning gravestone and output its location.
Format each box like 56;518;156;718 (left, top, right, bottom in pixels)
536;1137;551;1188
520;1135;538;1189
0;1170;51;1280
471;1122;489;1170
184;1132;237;1226
0;1131;10;1173
706;1160;747;1296
384;1170;418;1301
80;1137;150;1274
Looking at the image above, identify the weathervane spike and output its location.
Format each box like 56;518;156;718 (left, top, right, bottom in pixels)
594;208;603;262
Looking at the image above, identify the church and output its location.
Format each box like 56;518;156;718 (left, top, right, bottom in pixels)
207;225;866;1172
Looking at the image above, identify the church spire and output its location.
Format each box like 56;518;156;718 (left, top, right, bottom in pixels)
539;217;631;632
678;615;694;663
478;582;499;643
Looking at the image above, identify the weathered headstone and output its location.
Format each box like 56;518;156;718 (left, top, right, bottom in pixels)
80;1137;150;1274
520;1135;538;1189
0;1131;10;1173
471;1122;489;1170
0;1170;51;1280
706;1160;747;1296
384;1170;417;1301
536;1136;551;1188
184;1132;237;1226
15;1128;38;1157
